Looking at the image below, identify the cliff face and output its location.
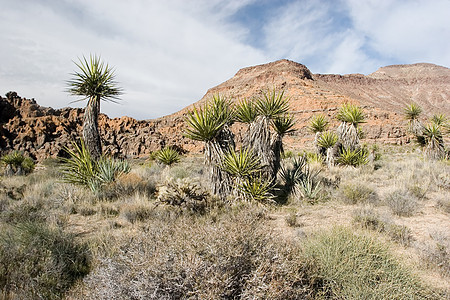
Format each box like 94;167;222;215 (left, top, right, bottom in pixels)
1;60;449;160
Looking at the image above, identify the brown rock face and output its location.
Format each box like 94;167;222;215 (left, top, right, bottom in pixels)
1;60;449;160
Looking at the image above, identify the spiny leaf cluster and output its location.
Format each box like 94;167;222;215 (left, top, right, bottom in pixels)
184;95;233;142
309;114;329;133
67;54;123;103
336;103;366;126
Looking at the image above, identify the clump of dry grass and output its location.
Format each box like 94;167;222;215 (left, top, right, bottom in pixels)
338;182;379;205
385;189;418;217
352;207;414;246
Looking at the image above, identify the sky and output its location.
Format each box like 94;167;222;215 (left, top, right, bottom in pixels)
1;0;449;120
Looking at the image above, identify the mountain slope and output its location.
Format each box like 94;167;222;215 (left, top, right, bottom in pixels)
1;60;449;160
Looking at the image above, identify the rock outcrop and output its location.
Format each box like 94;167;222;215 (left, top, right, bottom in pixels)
1;60;449;161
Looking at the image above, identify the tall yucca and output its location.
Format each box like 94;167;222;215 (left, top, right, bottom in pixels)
336;104;366;151
403;103;423;138
248;89;291;181
67;55;122;159
423;123;445;160
184;95;234;197
272;114;296;174
317;131;338;167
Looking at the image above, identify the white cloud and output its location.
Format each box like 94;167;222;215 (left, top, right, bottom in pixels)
344;0;450;66
0;0;267;119
0;0;448;119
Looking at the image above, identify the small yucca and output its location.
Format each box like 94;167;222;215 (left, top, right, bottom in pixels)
336;103;366;126
221;148;262;178
156;147;180;166
272;114;296;135
309;114;329;133
337;147;369;167
403;103;422;121
317;131;338;149
238;175;275;203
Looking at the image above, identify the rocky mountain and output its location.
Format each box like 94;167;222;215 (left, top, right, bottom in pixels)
1;60;449;161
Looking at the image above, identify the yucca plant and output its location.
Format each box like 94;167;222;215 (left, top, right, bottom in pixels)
156;147;180;166
337;147;369;167
431;114;447;127
247;89;290;181
403;103;424;138
235;98;258;124
67;55;123;159
221;148;262;178
279;156;307;196
185;95;234;197
296;166;322;203
309;114;329;133
309;114;330;156
271;114;296;175
317;131;338;167
1;151;35;176
238;175;275;203
221;147;262;198
61;139;130;193
336;103;366;151
423;123;445;160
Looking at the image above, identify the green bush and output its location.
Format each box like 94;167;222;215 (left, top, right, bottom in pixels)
302;227;434;299
0;222;91;299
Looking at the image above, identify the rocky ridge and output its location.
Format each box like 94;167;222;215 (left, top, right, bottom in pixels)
1;60;449;161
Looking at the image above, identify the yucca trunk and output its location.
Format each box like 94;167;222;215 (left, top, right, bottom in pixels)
204;140;232;198
271;133;283;177
248;116;275;180
337;122;359;151
409;119;424;136
82;96;102;160
314;132;326;156
325;146;337;168
424;138;445;160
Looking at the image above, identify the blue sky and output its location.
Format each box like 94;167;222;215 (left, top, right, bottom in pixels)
1;0;449;120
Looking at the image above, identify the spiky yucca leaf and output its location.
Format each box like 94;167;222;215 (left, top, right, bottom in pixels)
61;140;97;188
96;158;131;184
255;89;289;118
184;95;232;142
317;131;338;149
156;147;180;166
279;156;307;193
67;55;122;103
309;114;329;133
403;103;422;121
337;148;369;167
221;148;262;178
336;104;366;125
238;176;275;203
272;114;296;135
235;98;258;123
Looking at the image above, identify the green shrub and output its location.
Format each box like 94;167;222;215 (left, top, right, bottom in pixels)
155;146;180;166
302;227;433;299
0;222;91;299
